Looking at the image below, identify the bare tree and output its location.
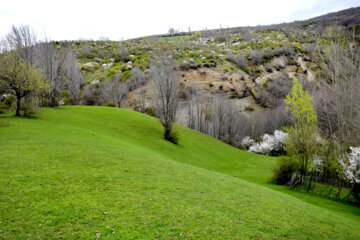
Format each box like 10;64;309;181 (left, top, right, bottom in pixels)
212;97;227;140
3;25;37;64
255;72;292;108
228;52;247;68
99;36;109;41
82;83;102;106
224;100;240;144
312;28;360;155
65;50;84;104
128;67;146;91
168;28;176;36
36;41;69;106
250;49;263;65
81;43;91;57
103;75;128;107
185;84;197;129
150;56;179;141
137;88;147;113
191;94;212;134
117;48;129;62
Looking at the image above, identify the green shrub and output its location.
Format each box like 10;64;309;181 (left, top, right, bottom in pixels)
0;95;15;113
271;156;299;185
168;130;179;144
244;106;254;112
209;59;217;67
106;101;116;107
108;66;117;76
146;107;155;117
22;98;38;117
263;77;273;88
203;63;211;68
63;97;71;105
254;66;262;73
122;71;131;81
62;92;71;105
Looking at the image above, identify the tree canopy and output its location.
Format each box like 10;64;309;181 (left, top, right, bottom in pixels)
0;51;47;116
284;77;318;177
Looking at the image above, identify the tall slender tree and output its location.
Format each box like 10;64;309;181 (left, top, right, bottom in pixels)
284;77;318;185
150;56;179;142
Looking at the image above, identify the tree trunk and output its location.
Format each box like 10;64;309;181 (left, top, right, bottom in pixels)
16;96;21;117
343;190;352;201
50;94;58;107
335;184;342;200
327;184;334;198
287;171;298;186
307;175;313;191
164;127;171;141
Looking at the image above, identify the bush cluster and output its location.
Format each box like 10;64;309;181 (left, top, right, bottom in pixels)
271;157;300;185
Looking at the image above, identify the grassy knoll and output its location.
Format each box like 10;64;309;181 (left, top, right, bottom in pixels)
0;106;359;239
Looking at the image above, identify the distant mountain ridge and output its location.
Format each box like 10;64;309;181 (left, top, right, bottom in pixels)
308;6;360;27
142;6;360;40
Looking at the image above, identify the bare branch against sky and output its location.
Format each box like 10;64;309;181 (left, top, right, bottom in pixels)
0;0;358;40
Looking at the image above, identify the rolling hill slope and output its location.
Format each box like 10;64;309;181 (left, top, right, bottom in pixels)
0;106;359;239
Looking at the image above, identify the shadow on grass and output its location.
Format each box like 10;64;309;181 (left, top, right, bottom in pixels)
1;107;71;121
0;112;40;120
22;115;40;119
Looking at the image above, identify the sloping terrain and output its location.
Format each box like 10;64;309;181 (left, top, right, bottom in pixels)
0;106;359;239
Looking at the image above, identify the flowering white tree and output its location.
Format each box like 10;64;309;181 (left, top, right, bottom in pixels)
339;147;360;184
241;136;255;149
243;130;288;155
339;147;360;202
311;155;323;193
312;155;323;173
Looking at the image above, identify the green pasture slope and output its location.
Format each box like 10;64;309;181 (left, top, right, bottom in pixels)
0;106;359;239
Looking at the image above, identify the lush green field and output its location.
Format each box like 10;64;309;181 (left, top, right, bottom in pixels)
0;106;359;239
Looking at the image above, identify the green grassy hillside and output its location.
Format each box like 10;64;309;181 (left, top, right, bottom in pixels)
0;106;359;239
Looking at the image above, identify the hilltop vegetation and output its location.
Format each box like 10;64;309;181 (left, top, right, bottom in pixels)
0;106;360;239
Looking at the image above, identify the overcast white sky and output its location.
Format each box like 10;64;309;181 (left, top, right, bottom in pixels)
0;0;358;41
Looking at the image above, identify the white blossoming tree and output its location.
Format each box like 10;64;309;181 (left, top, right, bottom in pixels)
240;136;255;149
243;130;288;155
339;147;360;202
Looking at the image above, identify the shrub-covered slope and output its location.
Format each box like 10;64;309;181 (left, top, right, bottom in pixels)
0;106;359;239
